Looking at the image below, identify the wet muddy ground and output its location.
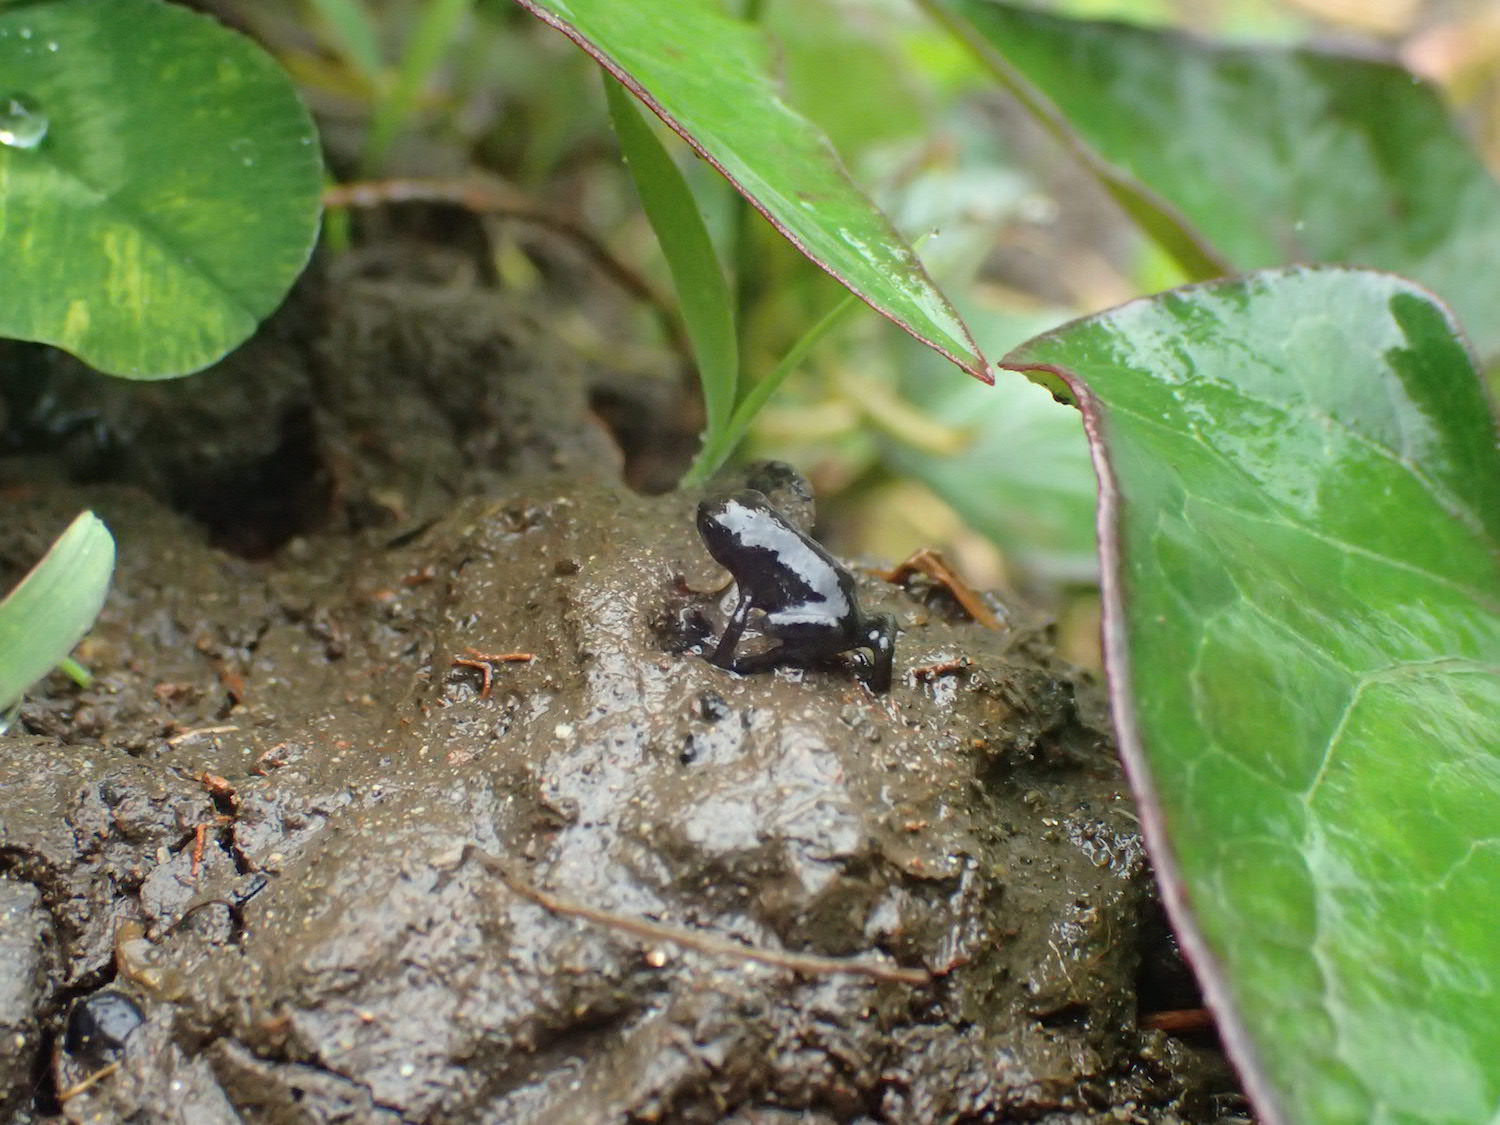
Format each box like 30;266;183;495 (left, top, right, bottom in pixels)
0;250;1243;1123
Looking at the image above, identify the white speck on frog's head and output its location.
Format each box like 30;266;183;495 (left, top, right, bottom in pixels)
0;94;47;150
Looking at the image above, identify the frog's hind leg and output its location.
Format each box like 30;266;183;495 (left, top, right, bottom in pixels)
709;589;755;669
725;642;797;676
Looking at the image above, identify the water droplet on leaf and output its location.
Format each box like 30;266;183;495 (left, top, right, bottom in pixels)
0;94;47;150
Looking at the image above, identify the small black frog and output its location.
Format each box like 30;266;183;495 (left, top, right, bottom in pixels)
696;490;896;692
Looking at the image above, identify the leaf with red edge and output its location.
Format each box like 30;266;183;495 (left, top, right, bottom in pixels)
511;0;991;383
1006;267;1500;1125
927;0;1500;360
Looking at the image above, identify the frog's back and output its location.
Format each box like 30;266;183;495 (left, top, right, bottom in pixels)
697;490;852;613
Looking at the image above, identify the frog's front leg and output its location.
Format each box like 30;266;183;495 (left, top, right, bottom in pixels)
862;613;897;693
709;588;755;669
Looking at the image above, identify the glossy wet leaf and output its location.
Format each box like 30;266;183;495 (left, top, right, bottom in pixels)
928;0;1500;359
1005;268;1500;1125
512;0;990;382
0;0;323;377
0;512;114;715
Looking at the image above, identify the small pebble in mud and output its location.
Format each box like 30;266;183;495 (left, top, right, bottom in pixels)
64;990;144;1063
696;490;897;692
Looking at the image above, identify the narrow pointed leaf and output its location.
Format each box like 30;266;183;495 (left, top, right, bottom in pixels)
511;0;991;383
362;0;473;172
930;0;1500;359
0;0;323;377
0;511;115;714
1005;268;1500;1124
306;0;383;82
606;77;736;441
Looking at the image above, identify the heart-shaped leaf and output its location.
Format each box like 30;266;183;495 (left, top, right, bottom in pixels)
1006;268;1500;1124
0;0;323;377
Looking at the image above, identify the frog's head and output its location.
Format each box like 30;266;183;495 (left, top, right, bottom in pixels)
696;489;776;567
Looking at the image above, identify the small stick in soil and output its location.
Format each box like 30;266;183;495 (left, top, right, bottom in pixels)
191;823;209;879
456;844;930;987
322;177;688;360
881;548;1001;630
451;651;534;699
910;656;972;680
56;1061;120;1103
165;724;240;747
1141;1007;1216;1033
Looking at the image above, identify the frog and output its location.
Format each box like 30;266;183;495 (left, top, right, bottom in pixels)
696;489;897;692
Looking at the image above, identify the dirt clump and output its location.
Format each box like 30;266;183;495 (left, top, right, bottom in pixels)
0;252;1237;1123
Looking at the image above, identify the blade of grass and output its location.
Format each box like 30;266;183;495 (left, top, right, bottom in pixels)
686;230;933;483
306;0;383;85
605;75;738;447
56;655;93;688
684;290;862;485
361;0;473;174
0;511;115;715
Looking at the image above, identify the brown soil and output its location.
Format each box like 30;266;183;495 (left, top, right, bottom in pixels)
0;246;1242;1123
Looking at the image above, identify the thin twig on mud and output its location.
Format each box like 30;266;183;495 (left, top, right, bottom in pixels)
323;177;689;359
881;548;1002;631
56;1061;121;1103
452;649;534;698
456;844;931;987
164;725;240;747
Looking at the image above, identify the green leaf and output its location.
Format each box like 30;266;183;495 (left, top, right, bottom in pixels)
765;0;926;160
686;290;864;488
0;511;115;715
889;305;1099;585
0;0;324;378
928;0;1500;360
512;0;991;383
895;369;1098;585
1005;268;1500;1125
361;0;473;173
306;0;383;84
605;77;737;445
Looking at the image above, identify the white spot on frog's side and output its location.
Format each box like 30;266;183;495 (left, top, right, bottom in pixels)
0;93;47;150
